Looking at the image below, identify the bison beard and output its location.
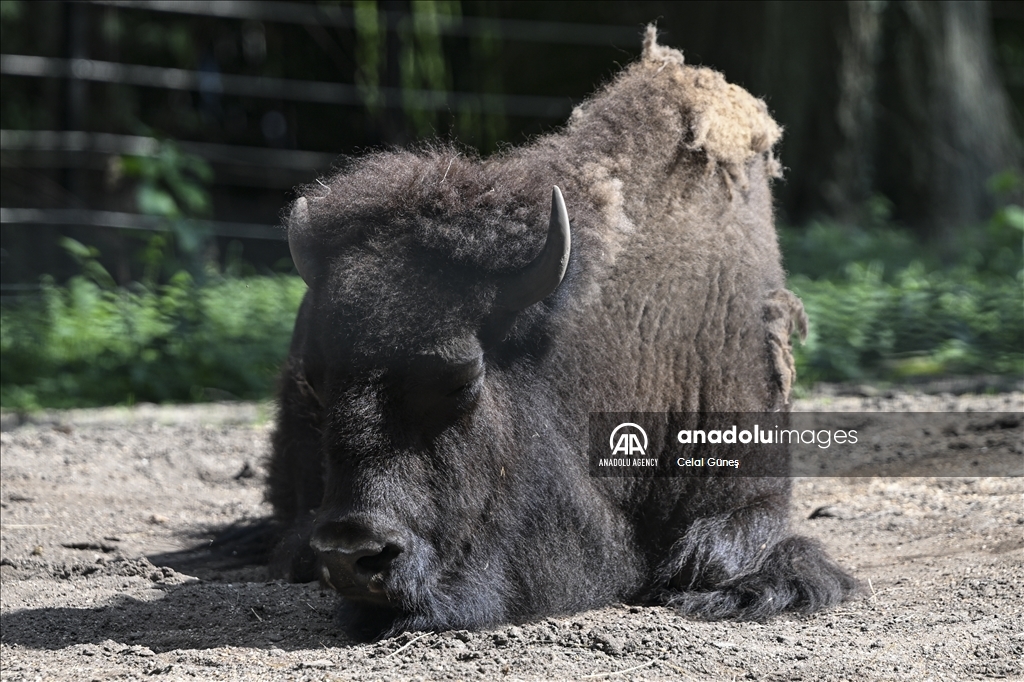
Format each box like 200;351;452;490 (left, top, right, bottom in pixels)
265;26;858;639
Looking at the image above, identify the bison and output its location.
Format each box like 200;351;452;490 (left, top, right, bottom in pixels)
266;26;857;638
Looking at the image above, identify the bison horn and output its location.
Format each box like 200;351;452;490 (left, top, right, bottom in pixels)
496;186;572;311
288;197;322;284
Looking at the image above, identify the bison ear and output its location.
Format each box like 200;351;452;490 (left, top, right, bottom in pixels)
495;186;572;311
288;197;323;285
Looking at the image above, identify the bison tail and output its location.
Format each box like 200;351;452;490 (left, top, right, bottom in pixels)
662;535;860;620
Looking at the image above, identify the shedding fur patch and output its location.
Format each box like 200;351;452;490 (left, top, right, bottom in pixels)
764;289;808;408
577;162;635;264
641;25;782;188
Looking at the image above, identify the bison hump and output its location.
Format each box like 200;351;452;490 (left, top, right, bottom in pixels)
641;25;783;187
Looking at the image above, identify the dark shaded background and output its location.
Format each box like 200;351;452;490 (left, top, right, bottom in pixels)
1;0;1021;289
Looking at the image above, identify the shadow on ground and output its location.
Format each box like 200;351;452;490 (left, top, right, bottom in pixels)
0;577;348;653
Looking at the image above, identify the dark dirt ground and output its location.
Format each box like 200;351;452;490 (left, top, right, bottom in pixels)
1;392;1022;681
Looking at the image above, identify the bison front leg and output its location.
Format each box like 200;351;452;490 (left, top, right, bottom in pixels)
655;489;859;619
266;357;325;582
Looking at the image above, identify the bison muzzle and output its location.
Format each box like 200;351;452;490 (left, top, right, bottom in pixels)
266;26;858;638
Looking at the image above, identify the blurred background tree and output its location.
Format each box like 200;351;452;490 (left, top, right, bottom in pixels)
1;1;1021;407
658;1;1020;241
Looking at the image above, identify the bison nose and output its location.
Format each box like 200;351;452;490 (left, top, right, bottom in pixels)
310;521;405;596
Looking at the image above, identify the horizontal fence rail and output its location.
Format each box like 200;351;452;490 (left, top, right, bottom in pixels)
0;130;337;171
1;1;639;291
0;54;576;118
96;0;645;47
1;208;282;240
0;130;339;188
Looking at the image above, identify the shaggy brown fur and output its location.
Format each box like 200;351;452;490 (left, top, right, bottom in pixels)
266;26;857;637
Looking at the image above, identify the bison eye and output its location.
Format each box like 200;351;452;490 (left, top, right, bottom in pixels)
392;354;483;433
446;379;476;397
441;358;484;398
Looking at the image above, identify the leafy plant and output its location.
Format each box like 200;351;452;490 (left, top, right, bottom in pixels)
3;184;1021;409
116;140;215;280
791;265;1023;383
1;274;306;410
784;211;1023;384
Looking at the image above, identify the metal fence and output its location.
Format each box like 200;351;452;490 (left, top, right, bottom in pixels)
0;0;645;293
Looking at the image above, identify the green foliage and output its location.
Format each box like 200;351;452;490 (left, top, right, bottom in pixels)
352;1;504;150
5;220;1019;409
354;0;385;114
118;140;215;278
0;274;306;410
0;0;23;21
987;169;1024;240
120;141;213;219
785;214;1023;384
399;1;459;136
4;162;1021;409
791;265;1023;382
458;7;506;151
779;221;923;281
59;237;116;289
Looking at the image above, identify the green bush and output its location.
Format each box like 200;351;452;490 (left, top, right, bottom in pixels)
790;263;1023;383
2;215;1020;409
1;273;306;410
782;210;1023;383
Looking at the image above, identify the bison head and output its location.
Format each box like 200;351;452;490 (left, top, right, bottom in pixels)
275;181;641;637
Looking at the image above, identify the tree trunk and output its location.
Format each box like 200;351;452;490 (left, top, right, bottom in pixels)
876;0;1019;241
658;0;1018;234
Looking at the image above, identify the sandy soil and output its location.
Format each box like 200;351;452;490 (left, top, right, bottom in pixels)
1;393;1022;681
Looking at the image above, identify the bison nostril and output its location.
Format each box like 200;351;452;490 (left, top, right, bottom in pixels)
354;542;403;576
310;519;406;593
